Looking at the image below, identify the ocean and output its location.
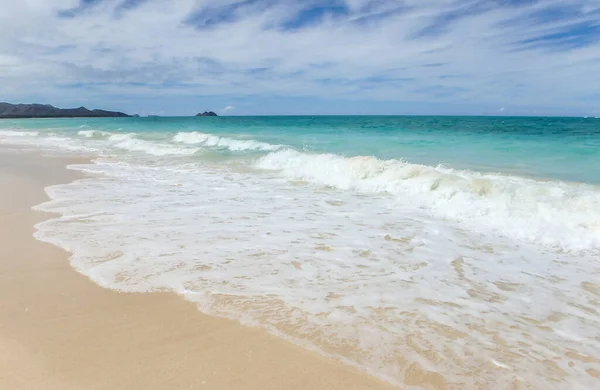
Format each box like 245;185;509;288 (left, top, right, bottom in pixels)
1;115;599;389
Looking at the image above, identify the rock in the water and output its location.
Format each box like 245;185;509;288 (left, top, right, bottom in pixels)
0;102;130;118
196;111;218;117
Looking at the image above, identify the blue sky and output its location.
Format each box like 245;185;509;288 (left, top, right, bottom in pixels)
1;0;600;116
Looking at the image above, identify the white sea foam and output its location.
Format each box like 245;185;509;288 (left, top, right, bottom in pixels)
5;124;599;388
75;133;200;156
2;129;199;157
173;131;280;151
0;130;40;137
256;149;600;251
0;130;94;153
77;129;112;138
32;158;600;389
108;133;136;142
78;130;95;138
113;137;199;156
77;130;134;141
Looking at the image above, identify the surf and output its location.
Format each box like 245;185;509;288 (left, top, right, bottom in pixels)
256;149;600;251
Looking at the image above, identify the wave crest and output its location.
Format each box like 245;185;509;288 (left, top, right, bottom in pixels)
114;136;199;156
256;149;600;250
77;129;114;138
173;131;280;151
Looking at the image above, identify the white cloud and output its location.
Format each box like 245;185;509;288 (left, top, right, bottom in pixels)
222;105;235;113
0;0;599;114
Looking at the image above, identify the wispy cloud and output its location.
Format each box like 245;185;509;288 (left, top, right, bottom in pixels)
0;0;599;115
222;105;236;113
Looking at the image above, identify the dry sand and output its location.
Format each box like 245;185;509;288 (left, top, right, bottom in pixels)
0;149;396;390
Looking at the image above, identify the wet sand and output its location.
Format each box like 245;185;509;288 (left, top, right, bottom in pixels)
0;149;396;390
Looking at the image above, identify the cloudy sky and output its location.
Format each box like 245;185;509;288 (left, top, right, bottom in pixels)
1;0;599;116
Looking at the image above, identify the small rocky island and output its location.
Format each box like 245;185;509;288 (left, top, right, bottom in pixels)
0;102;130;118
196;111;218;117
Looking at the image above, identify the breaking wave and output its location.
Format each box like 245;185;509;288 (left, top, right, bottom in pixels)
173;131;281;151
111;134;199;156
256;149;600;251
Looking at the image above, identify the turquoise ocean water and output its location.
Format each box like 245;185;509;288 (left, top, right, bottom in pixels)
1;116;600;389
6;115;600;182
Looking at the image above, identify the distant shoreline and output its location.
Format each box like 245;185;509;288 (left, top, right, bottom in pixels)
0;116;129;119
0;102;130;119
1;112;595;120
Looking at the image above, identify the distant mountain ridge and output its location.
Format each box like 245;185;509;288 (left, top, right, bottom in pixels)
0;102;130;118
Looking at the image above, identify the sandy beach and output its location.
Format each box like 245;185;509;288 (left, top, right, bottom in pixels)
0;148;395;390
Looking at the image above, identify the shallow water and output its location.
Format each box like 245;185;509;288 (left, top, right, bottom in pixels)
2;116;600;389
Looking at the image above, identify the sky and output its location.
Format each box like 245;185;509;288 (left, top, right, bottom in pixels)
1;0;600;116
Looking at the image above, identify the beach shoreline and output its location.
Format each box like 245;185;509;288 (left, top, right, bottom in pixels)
0;148;395;390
